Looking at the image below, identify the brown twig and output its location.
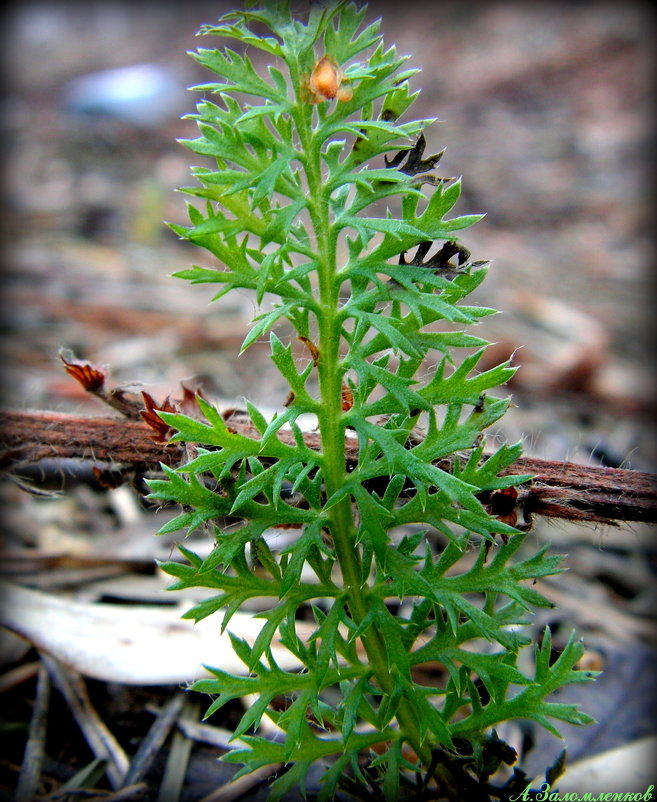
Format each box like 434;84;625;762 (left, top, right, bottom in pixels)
0;410;175;469
2;409;656;526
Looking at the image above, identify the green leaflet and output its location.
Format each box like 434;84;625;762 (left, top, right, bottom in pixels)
150;2;596;797
279;519;331;595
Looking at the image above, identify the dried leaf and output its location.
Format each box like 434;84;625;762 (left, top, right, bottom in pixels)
59;349;107;392
0;582;309;685
140;392;179;444
298;335;320;366
341;382;354;411
399;240;472;277
385;133;445;177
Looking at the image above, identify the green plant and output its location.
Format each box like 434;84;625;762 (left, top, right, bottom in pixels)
147;3;597;798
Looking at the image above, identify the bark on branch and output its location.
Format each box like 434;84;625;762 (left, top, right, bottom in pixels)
2;409;656;526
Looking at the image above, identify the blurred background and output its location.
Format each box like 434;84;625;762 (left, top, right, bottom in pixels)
2;1;655;468
1;1;656;796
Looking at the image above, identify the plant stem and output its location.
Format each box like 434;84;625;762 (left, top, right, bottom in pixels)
296;99;432;767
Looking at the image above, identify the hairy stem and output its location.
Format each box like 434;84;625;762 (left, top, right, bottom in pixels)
294;89;432;766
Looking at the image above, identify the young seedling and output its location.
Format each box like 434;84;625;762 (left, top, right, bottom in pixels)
147;3;597;798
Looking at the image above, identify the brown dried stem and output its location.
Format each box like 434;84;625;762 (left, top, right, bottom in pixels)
2;409;656;526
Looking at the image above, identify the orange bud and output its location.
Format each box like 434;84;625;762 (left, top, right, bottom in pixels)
336;85;353;102
309;55;341;101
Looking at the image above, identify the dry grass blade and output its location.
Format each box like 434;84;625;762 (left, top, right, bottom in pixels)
40;653;130;789
15;662;50;802
537;575;657;643
0;661;40;694
42;757;108;800
175;719;238;751
122;692;185;787
85;783;148;802
156;700;198;802
196;763;284;802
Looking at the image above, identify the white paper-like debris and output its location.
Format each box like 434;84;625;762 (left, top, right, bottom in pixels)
544;735;657;794
0;582;308;685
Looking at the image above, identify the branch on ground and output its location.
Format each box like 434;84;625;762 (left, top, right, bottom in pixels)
2;410;656;527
